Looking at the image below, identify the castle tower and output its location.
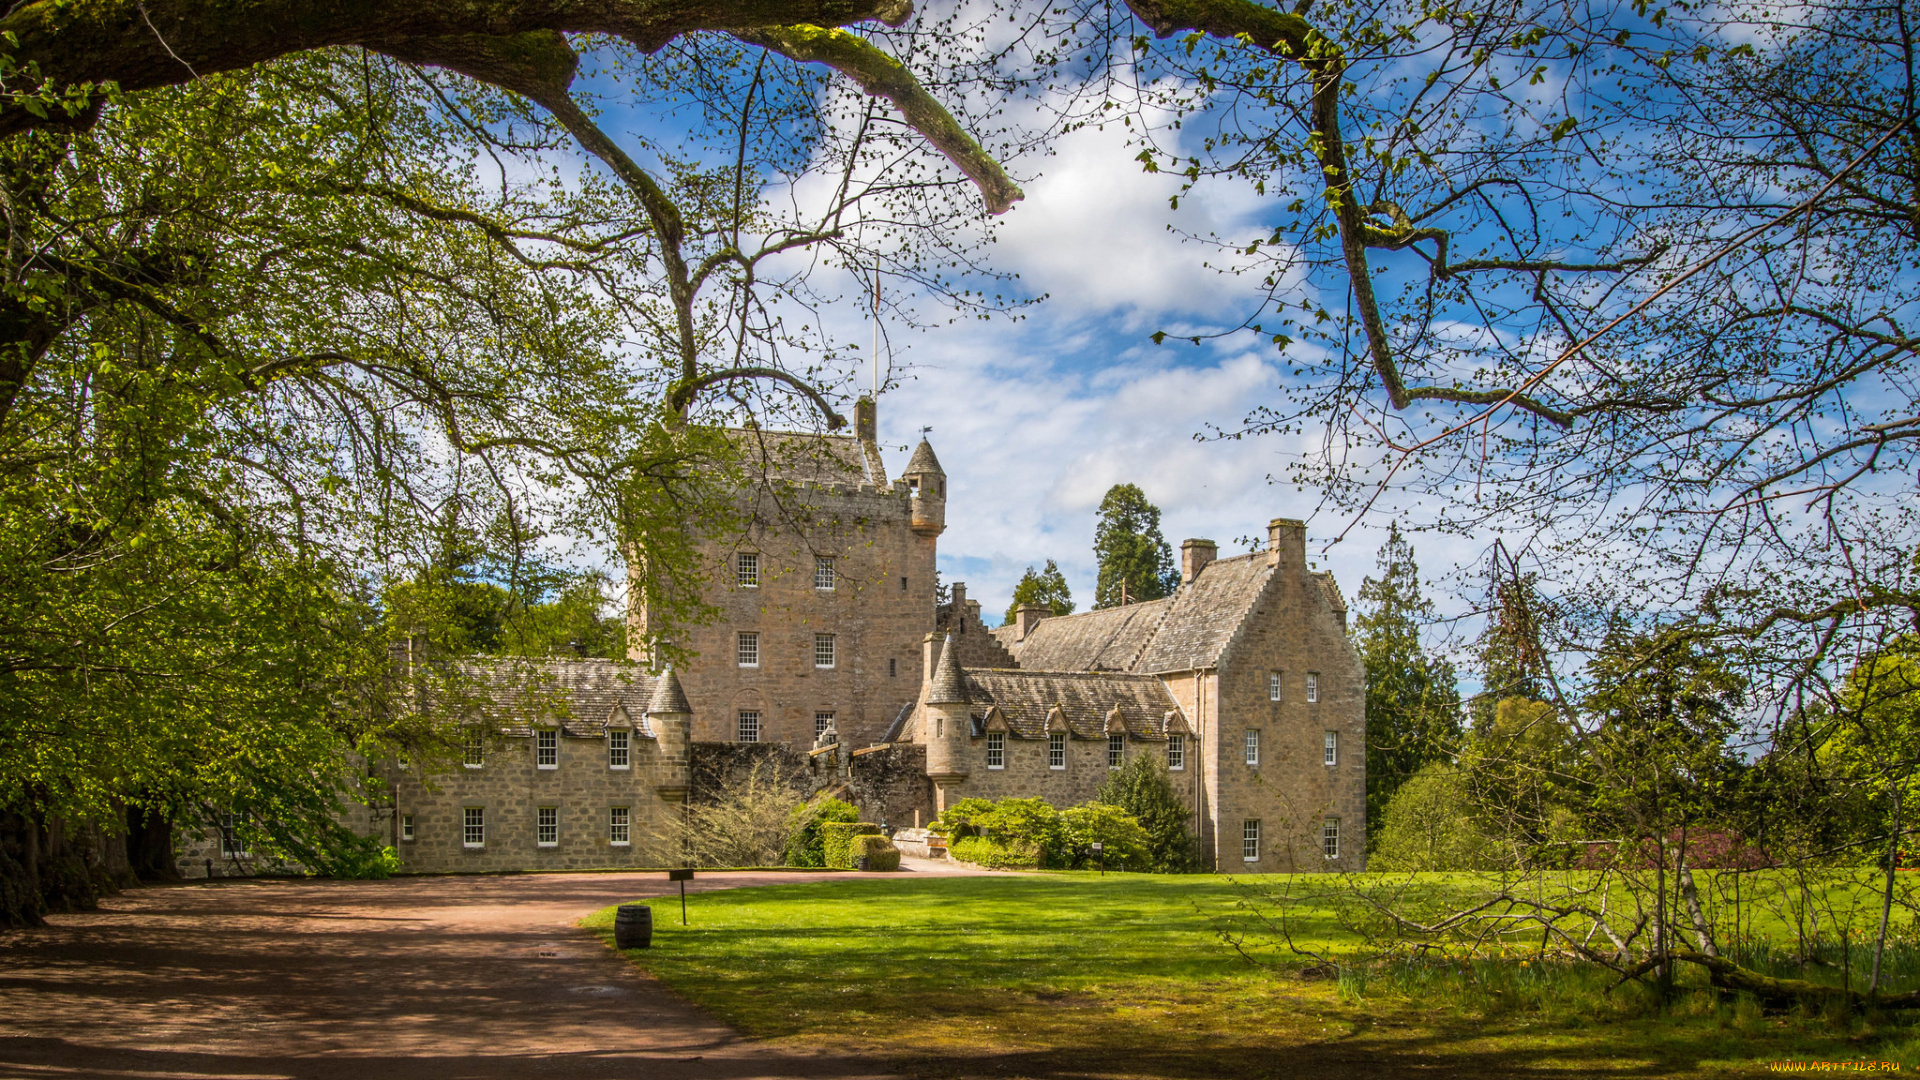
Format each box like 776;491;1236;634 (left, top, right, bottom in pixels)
648;666;693;803
923;634;970;812
901;437;946;537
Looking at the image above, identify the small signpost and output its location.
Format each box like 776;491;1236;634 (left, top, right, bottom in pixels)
668;867;694;925
1090;842;1105;877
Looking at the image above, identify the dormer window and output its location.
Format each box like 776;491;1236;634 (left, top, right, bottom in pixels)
987;732;1005;769
535;728;558;769
736;552;760;588
608;729;630;769
1049;732;1066;769
1108;734;1125;769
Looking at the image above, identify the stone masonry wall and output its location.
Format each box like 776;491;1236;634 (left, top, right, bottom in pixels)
1209;552;1368;873
940;732;1195;812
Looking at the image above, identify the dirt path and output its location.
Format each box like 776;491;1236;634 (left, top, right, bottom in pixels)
0;867;978;1080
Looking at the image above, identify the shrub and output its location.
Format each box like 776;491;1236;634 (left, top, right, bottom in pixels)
930;797;998;840
783;797;860;867
821;821;883;869
641;757;804;867
1370;763;1495;871
974;798;1068;866
849;833;901;871
1061;803;1150;869
949;836;1042;869
1096;752;1202;871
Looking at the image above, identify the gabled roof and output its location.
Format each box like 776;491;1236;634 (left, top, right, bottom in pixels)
960;669;1183;741
443;658;655;739
1131;553;1275;673
1000;598;1173;672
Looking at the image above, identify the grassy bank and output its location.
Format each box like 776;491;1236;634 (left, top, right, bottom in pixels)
584;872;1919;1078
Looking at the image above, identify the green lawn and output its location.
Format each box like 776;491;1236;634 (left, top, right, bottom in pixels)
584;873;1918;1078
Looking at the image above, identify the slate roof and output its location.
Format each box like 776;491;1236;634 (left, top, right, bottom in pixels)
732;428;872;487
442;658;655;739
962;669;1185;740
927;636;971;704
648;666;692;714
903;438;944;476
996;599;1172;672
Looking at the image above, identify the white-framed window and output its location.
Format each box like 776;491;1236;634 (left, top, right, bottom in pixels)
1245;729;1260;766
536;806;559;847
463;807;485;848
1243;819;1261;862
814;633;836;669
1108;734;1125;769
609;729;630;769
536;728;558;769
609;806;631;846
1307;672;1320;703
814;557;836;590
401;814;415;841
736;552;760;588
987;732;1005;769
1323;817;1341;859
737;631;760;668
1048;732;1066;769
1167;733;1185;771
737;710;760;743
219;812;250;858
1324;730;1338;766
815;712;835;740
1269;670;1282;702
463;726;485;768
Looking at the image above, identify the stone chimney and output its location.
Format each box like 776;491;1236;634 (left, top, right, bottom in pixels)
923;631;942;686
855;396;876;442
1267;518;1306;570
1015;603;1050;642
950;581;968;628
1180;538;1218;585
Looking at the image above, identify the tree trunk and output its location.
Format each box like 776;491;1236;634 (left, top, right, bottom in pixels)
126;806;179;882
1872;780;1905;996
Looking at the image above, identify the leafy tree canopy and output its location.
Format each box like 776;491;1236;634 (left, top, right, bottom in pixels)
1092;484;1177;609
1003;559;1074;624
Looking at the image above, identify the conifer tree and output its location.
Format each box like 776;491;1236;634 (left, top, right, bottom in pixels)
1002;559;1075;625
1354;523;1462;841
1092;484;1177;609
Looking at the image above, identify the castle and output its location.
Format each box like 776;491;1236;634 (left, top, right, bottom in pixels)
180;403;1366;874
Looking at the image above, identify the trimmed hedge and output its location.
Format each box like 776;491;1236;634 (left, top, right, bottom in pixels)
784;797;860;867
949;836;1041;870
850;834;901;871
822;822;883;869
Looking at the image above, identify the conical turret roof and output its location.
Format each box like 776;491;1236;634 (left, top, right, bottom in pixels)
926;635;971;705
904;437;944;476
647;666;692;715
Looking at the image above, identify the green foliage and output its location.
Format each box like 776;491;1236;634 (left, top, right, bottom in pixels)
849;833;901;871
930;798;999;839
972;798;1068;866
948;835;1043;869
1092;484;1177;609
1471;566;1557;731
1353;523;1461;840
1003;559;1075;624
784;797;860;868
1455;698;1578;860
1369;763;1494;871
821;822;882;869
1096;753;1201;871
1061;803;1150;868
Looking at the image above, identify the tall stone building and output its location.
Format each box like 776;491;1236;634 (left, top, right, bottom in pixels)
178;402;1364;875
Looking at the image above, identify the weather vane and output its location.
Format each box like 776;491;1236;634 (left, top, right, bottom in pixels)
921;425;933;436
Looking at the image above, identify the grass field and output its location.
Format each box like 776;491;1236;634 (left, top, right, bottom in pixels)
584;872;1920;1078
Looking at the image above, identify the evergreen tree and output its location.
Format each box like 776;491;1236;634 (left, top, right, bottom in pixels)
1472;545;1558;729
1092;484;1178;609
1002;559;1075;625
1353;523;1462;842
1096;753;1200;872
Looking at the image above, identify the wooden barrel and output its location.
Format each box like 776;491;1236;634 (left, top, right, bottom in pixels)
614;904;653;949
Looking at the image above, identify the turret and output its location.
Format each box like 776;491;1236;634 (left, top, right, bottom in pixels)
648;666;693;803
901;437;946;537
923;635;971;798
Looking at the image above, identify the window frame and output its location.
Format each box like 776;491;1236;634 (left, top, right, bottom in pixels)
462;807;485;849
462;726;485;768
737;709;761;743
1245;728;1260;766
736;551;760;588
1167;733;1185;771
814;557;836;591
219;812;251;858
609;806;631;846
1323;817;1341;859
536;806;559;848
401;814;415;842
1269;670;1282;702
814;633;836;670
535;727;558;769
1242;819;1261;862
1108;733;1125;769
736;631;760;668
815;711;835;740
1048;731;1066;769
608;728;630;769
986;731;1006;769
1306;671;1320;703
1324;730;1338;766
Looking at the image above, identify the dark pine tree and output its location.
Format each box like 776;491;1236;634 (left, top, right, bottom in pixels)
1354;522;1462;843
1092;484;1178;609
1003;559;1075;625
